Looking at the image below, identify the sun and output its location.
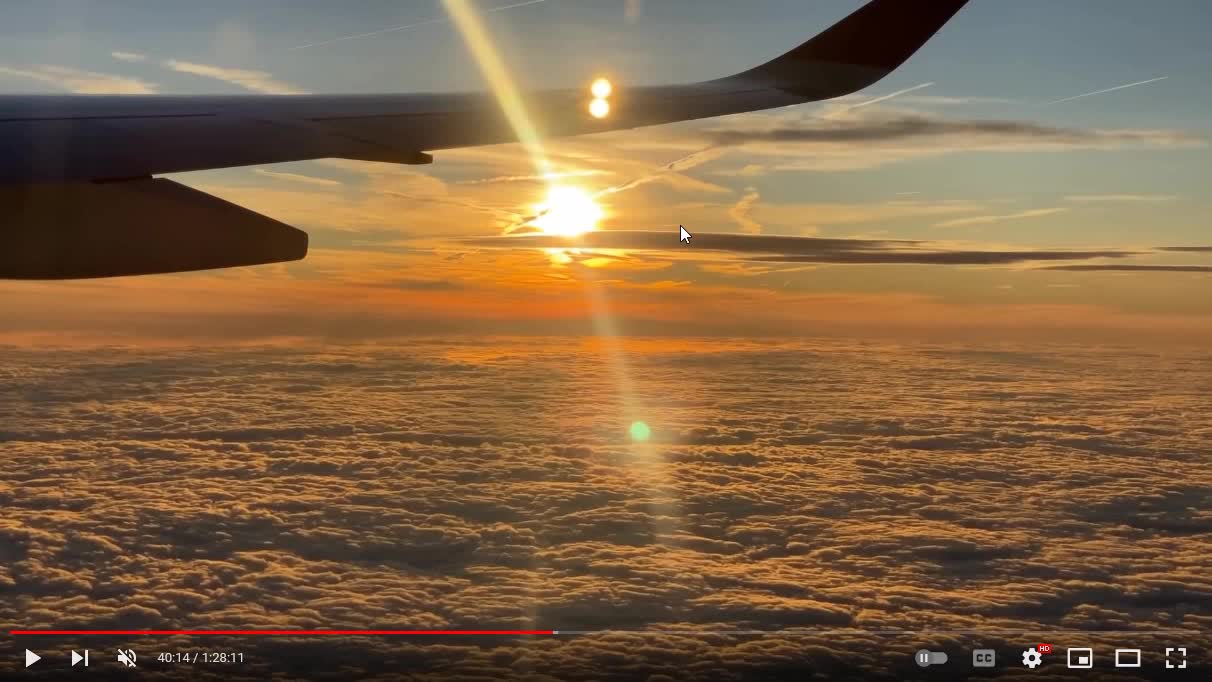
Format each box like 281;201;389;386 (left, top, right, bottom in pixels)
530;185;603;237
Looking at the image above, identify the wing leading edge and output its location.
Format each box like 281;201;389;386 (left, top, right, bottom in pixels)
0;0;969;278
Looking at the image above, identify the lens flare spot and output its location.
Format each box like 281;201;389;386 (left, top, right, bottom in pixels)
589;98;610;119
629;421;651;442
591;77;613;99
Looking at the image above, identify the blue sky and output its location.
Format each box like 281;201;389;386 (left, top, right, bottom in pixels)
5;1;1210;101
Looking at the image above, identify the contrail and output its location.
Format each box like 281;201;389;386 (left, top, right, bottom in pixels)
595;146;728;197
289;0;550;50
847;82;935;110
819;81;930;119
1044;76;1168;106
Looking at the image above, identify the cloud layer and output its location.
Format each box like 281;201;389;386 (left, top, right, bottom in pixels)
1;340;1208;679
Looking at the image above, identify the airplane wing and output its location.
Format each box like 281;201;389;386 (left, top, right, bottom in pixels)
0;0;968;278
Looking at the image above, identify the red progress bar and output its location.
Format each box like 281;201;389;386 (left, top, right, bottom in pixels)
11;630;555;636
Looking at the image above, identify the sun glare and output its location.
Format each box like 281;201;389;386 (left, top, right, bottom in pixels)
588;98;610;119
588;77;613;118
591;77;612;99
531;185;602;237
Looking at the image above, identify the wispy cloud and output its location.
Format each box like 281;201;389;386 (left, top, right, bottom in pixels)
1064;194;1180;203
728;189;763;234
897;95;1018;107
823;82;935;118
106;52;308;95
0;64;156;93
454;169;607;186
110;51;148;63
934;207;1068;229
1043;76;1169;106
624;0;644;23
254;168;341;187
164;59;308;94
289;0;552;50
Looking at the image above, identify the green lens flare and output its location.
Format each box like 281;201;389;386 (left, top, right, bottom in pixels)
629;421;651;442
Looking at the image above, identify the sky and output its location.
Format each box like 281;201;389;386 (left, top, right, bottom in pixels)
0;0;1210;344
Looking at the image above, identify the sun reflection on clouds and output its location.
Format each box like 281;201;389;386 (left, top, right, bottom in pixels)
543;247;577;266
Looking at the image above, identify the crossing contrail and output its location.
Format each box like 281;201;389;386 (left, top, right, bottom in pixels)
289;0;551;50
1044;76;1168;106
822;82;933;119
848;82;935;110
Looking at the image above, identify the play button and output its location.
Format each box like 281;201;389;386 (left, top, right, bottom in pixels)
24;650;41;668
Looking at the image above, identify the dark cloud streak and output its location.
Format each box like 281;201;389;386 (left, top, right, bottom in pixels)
464;230;1139;266
704;113;1202;148
751;250;1133;265
1042;264;1212;273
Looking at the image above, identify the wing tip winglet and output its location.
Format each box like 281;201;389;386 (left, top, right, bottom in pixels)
737;0;970;98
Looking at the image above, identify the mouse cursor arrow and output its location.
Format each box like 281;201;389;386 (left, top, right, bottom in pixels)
679;225;692;243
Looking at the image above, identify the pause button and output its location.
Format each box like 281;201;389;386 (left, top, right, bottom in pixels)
915;650;948;667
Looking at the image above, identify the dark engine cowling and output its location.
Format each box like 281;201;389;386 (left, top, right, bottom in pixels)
0;177;307;279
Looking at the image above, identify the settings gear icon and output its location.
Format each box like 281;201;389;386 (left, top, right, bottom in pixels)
1022;647;1043;669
